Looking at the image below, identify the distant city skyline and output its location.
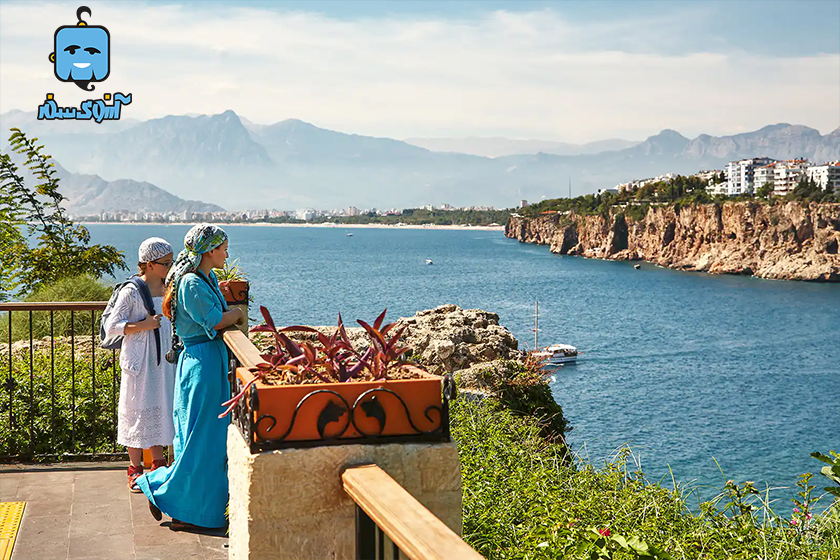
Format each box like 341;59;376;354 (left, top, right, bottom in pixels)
1;0;838;144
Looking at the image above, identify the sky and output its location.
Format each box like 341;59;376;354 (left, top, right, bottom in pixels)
0;0;838;143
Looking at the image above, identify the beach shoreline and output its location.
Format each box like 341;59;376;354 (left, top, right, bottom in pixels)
81;221;505;231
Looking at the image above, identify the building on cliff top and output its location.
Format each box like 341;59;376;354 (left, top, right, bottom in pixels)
724;157;777;196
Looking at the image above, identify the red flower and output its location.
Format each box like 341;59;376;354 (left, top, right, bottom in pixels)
598;528;611;537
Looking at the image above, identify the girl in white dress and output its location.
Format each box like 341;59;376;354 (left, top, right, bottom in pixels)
105;238;177;492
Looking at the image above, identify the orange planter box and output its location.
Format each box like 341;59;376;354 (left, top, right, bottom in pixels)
219;280;249;305
233;366;449;449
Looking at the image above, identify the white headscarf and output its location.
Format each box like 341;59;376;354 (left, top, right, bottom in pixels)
138;237;172;263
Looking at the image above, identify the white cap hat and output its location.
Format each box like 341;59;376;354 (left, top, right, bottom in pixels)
138;237;173;263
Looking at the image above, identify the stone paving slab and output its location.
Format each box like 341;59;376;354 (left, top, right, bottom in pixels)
2;464;228;560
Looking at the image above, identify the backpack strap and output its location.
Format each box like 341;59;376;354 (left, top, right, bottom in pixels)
128;277;162;366
193;270;228;311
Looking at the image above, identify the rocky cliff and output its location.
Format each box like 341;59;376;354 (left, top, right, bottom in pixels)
505;202;840;282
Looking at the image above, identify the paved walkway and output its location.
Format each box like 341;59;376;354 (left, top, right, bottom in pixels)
1;463;228;560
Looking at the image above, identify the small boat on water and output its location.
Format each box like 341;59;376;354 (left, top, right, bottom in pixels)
533;344;580;369
530;301;580;370
426;259;433;265
346;232;353;237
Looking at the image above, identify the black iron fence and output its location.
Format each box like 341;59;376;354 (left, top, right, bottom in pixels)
0;302;124;462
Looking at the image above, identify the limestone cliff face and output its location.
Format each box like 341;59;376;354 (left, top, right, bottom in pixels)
505;202;840;282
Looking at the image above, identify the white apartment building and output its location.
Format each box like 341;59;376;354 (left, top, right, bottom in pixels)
694;170;721;182
724;157;776;196
616;173;675;193
806;163;840;193
773;160;809;196
296;208;316;221
706;181;728;196
753;163;776;194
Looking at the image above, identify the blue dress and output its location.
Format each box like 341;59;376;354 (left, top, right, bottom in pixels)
137;269;230;528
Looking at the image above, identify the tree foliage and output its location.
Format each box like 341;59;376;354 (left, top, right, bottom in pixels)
789;177;837;203
0;128;126;301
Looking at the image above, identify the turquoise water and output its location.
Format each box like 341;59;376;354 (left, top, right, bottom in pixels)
89;224;840;503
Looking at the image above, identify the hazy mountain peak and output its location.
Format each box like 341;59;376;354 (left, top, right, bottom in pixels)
653;129;689;141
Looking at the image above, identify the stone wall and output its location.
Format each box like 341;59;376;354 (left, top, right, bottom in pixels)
228;426;462;560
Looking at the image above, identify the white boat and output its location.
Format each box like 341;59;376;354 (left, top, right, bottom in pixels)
346;232;353;237
426;259;433;265
529;301;580;369
532;344;580;368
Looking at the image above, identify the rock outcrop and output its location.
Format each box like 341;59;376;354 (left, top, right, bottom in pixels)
396;305;522;375
506;202;840;282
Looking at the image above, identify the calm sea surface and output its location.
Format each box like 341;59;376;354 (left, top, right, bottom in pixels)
89;224;840;504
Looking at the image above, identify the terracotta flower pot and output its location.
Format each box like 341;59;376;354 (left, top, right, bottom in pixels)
232;366;451;449
219;280;249;305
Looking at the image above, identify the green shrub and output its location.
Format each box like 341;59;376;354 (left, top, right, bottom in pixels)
0;275;112;343
625;204;650;222
0;339;120;458
456;359;568;446
451;399;840;559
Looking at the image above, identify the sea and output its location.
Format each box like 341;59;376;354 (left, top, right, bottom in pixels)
88;223;840;506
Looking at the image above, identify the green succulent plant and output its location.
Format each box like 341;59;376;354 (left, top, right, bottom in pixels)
214;258;248;282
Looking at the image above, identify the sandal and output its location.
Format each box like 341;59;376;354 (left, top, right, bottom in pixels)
150;459;168;471
127;465;144;493
171;519;227;533
170;519;202;531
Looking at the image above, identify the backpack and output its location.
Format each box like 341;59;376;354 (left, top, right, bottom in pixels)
100;276;162;365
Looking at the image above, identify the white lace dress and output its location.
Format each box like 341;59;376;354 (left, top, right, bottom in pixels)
104;283;176;448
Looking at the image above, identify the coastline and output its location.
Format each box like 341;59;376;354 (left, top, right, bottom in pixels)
506;201;840;282
81;221;505;231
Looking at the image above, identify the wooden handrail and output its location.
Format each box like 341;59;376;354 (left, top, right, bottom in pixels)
222;329;265;369
0;302;108;311
342;464;484;560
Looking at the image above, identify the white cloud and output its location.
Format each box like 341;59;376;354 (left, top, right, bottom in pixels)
0;1;837;143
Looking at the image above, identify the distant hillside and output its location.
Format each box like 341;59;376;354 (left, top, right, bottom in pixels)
1;148;224;216
52;163;225;216
2;110;837;210
403;137;640;157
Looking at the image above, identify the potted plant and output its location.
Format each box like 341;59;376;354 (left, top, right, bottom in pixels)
221;306;455;451
214;258;250;334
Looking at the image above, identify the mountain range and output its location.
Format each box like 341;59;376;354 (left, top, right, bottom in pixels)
402;137;641;158
1;109;838;212
53;163;225;216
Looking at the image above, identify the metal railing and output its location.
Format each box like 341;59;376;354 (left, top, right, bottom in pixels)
343;464;484;560
0;301;123;462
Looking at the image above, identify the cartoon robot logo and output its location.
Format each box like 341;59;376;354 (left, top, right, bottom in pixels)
49;6;110;91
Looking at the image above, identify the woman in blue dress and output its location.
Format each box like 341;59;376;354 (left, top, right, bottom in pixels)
138;224;245;530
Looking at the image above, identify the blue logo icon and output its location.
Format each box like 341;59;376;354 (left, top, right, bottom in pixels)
49;6;110;91
38;5;132;123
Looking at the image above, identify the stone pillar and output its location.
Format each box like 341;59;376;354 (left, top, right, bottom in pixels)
227;425;462;560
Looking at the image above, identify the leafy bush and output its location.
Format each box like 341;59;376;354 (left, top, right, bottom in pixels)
0;339;120;458
452;399;840;559
0;275;112;343
455;359;568;445
624;204;650;222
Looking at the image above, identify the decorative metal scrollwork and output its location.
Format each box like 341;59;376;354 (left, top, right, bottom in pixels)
235;376;454;452
254;389;353;444
350;387;443;438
